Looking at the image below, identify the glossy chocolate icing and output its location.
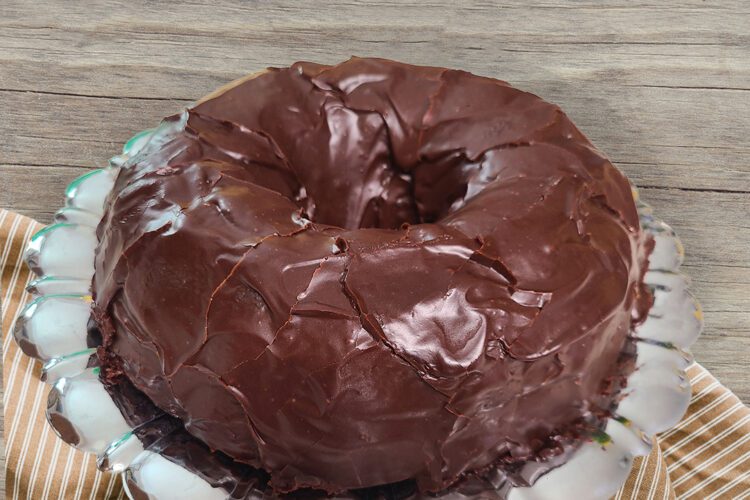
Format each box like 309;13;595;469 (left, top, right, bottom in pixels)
93;57;653;495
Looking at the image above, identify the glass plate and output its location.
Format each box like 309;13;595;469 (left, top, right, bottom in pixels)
13;128;703;500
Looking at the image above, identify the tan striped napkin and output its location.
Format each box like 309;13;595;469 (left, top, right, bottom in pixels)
2;208;749;499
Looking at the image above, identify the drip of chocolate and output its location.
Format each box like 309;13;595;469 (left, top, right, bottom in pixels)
93;57;653;496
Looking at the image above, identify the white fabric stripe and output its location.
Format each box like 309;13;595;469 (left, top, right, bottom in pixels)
0;211;14;279
2;220;44;498
630;445;651;500
88;468;104;500
3;222;36;357
26;423;53;500
659;391;734;442
685;379;721;405
3;220;34;361
673;430;750;487
659;380;722;441
3;280;32;406
0;214;22;283
614;480;626;500
72;453;91;500
2;219;34;352
40;435;64;500
1;215;28;307
733;485;750;500
103;473;118;499
116;484;125;500
12;377;49;500
3;269;33;396
5;351;38;456
683;378;720;406
667;412;750;469
57;446;78;500
664;404;746;459
687;450;750;499
3;344;25;409
0;209;12;244
684;368;709;390
647;446;663;500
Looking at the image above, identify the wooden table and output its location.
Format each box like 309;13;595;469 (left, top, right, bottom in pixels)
2;0;748;462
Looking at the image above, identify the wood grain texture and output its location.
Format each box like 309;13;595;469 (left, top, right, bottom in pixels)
1;0;749;489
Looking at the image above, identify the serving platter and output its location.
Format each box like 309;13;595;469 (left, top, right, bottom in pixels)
13;127;703;500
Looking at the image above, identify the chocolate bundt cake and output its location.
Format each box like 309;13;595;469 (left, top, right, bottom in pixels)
93;57;653;496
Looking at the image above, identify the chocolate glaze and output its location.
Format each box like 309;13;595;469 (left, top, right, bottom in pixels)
99;353;611;499
93;57;653;495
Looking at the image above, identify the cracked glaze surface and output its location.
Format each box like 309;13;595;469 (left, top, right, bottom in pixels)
92;58;654;495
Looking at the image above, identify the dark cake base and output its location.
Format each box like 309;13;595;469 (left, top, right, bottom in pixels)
96;329;638;499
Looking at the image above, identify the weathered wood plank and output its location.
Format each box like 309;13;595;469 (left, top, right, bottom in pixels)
0;165;88;219
0;91;189;167
3;85;749;190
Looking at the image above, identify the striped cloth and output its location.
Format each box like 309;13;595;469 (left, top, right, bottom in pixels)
2;208;749;500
